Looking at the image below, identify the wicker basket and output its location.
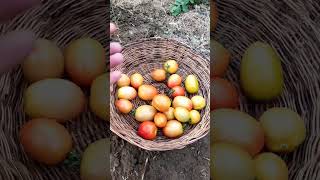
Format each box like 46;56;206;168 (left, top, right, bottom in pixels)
110;38;210;151
0;0;108;179
214;0;320;179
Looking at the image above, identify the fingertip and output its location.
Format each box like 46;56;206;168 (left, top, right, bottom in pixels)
110;23;117;34
110;42;122;54
110;53;124;68
110;71;122;84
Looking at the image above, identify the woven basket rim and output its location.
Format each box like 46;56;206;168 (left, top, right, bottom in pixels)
110;37;210;151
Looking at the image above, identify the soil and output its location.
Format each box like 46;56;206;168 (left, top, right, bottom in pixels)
110;0;210;179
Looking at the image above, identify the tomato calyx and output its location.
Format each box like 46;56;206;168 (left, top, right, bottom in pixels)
129;109;136;116
63;150;81;169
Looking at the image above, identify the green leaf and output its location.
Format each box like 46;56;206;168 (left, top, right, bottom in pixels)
190;0;195;4
182;4;189;12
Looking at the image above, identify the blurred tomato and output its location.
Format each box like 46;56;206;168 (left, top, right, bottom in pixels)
170;86;185;98
115;99;133;114
22;38;64;83
211;77;239;110
154;113;167;128
65;38;105;86
151;94;171;112
117;86;137;100
138;85;158;101
20;118;72;165
210;40;230;78
135;105;157;122
130;73;143;89
167;74;182;88
163;120;183;138
164;60;178;74
138;121;158;140
117;74;130;87
151;69;166;82
90;73;108;121
172;96;193;111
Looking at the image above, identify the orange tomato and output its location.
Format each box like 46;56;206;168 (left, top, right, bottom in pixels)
130;73;143;89
115;99;133;114
151;69;166;82
170;86;185;98
65;38;105;86
117;74;130;87
163;120;183;138
154;113;168;128
138;121;158;140
151;94;171;112
172;96;193;111
164;107;175;120
164;60;178;74
20;118;73;165
138;85;158;101
211;77;239;110
167;74;182;88
117;86;137;100
22;38;64;83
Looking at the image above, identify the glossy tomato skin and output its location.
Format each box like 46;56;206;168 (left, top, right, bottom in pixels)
151;69;166;82
135;105;157;122
191;95;206;110
65;38;105;87
130;73;143;89
151;94;171;112
138;121;158;140
115;99;133;114
117;86;137;100
164;107;175;120
117;74;130;87
189;110;201;124
154;113;168;128
167;74;182;88
172;96;193;111
138;85;158;101
163;120;183;138
185;75;199;94
171;86;185;98
211;77;239;110
20;118;73;165
174;107;190;123
164;60;178;74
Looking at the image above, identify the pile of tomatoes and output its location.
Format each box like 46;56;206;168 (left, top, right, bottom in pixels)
115;60;207;140
20;38;108;179
211;3;306;180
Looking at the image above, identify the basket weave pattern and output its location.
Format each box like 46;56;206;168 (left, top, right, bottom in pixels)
215;0;320;179
0;0;108;179
110;38;210;151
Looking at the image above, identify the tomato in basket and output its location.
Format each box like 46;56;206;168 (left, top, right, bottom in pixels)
138;121;158;140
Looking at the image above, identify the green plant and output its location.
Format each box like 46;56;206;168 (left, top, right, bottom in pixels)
170;0;201;16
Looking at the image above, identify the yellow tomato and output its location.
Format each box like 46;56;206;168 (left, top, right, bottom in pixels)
135;105;157;122
189;110;201;124
117;74;130;87
185;75;199;94
22;38;64;83
254;153;288;180
191;95;206;110
164;107;175;120
24;78;86;123
117;86;137;100
90;73;108;121
260;107;306;153
151;94;171;112
174;107;190;123
130;73;143;89
164;60;178;74
65;38;105;86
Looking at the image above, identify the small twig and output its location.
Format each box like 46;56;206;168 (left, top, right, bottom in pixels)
140;156;149;180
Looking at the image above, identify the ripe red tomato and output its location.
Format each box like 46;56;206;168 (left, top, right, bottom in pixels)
167;74;182;88
170;86;185;98
138;121;158;140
